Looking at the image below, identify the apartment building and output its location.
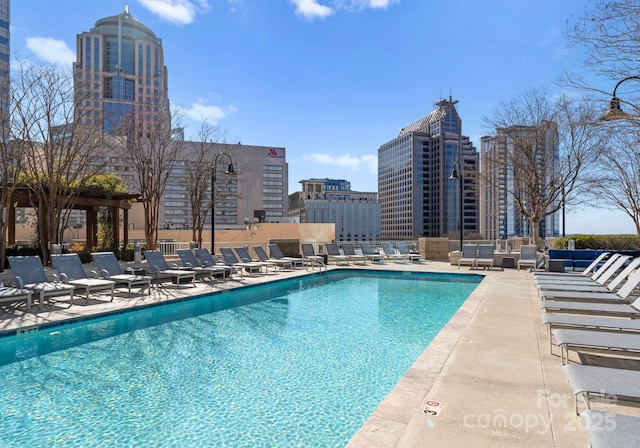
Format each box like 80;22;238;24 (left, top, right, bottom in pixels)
480;123;560;239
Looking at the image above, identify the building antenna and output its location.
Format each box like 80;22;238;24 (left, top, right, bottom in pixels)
125;2;129;14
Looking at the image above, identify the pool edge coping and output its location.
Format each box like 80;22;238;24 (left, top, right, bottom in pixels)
346;271;493;447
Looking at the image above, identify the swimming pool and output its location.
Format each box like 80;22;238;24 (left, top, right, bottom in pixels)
0;270;481;447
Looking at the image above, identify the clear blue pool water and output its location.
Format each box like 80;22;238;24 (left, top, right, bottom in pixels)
0;270;481;447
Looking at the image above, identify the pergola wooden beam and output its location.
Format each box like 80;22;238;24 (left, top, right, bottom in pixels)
5;186;139;251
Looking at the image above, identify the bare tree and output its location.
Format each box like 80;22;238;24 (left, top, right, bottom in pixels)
117;103;184;250
566;0;640;81
182;121;236;247
483;88;605;245
0;79;22;271
590;131;640;234
10;60;105;263
564;0;640;234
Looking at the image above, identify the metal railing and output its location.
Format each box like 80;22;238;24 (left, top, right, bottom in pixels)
447;239;533;253
156;240;421;258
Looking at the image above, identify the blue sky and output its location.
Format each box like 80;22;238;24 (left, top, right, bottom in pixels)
9;0;636;235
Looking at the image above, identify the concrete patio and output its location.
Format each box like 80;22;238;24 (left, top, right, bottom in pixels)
0;259;636;446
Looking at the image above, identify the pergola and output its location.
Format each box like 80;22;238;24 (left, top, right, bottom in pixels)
6;186;140;251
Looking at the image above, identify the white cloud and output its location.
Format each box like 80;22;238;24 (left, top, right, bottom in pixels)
331;0;398;12
186;101;234;125
137;0;210;25
25;37;75;66
303;153;378;173
368;0;394;8
290;0;334;20
361;154;378;174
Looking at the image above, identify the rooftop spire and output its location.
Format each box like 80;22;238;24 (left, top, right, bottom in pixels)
125;2;129;14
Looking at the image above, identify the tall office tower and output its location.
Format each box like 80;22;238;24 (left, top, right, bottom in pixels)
288;178;380;241
0;0;9;117
74;5;168;135
378;97;479;241
480;123;560;240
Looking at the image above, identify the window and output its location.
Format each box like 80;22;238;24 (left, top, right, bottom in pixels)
165;201;188;207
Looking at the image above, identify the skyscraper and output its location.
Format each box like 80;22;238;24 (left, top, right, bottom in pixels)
74;5;168;135
72;8;289;237
378;97;479;241
480;124;560;240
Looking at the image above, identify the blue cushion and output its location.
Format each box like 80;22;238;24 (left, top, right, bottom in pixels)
549;249;572;260
571;250;597;261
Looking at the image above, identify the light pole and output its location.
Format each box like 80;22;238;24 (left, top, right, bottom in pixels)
211;152;235;253
449;160;464;252
600;75;640;121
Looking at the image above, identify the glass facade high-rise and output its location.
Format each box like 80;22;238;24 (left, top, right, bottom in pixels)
378;97;479;240
72;8;289;235
480;124;560;240
74;5;168;135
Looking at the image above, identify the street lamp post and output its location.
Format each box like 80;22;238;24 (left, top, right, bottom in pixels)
600;75;640;121
449;160;464;252
211;152;235;253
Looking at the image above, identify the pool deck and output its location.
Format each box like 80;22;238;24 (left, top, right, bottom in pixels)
0;259;636;446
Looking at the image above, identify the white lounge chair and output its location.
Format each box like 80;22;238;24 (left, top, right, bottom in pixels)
543;312;640;353
92;251;152;296
537;256;636;294
534;253;626;287
253;246;292;271
8;255;75;308
541;296;640;318
325;243;350;265
268;244;304;268
300;243;326;271
381;241;407;262
341;243;367;265
534;252;611;278
52;253;115;303
395;242;421;262
564;364;640;413
538;267;640;303
458;244;477;270
517;245;539;271
581;410;640;447
195;248;241;278
475;244;495;270
143;250;196;287
234;247;277;274
0;282;33;310
359;242;384;264
553;328;640;364
219;247;264;276
177;249;231;281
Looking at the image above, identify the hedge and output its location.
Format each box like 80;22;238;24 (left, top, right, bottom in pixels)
553;235;640;250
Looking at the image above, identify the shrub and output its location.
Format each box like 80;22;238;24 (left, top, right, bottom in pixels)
4;245;42;269
553;235;640;250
